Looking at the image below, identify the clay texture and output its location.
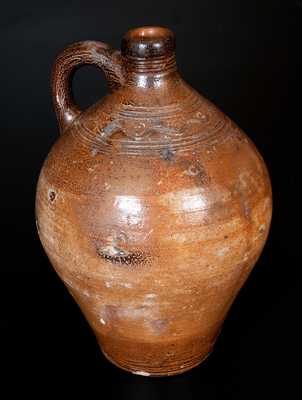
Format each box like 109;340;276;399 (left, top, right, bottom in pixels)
36;26;272;376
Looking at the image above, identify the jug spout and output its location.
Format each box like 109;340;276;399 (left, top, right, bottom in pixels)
121;26;178;87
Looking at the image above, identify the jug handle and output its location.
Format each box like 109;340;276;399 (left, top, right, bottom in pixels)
51;41;125;134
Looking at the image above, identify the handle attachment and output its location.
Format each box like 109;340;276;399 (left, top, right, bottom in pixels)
51;41;125;134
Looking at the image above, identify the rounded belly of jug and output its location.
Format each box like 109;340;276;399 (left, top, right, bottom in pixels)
35;146;271;375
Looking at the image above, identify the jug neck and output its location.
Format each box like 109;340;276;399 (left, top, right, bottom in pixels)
121;26;179;88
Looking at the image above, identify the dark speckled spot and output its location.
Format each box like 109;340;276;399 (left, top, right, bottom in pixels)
259;225;266;234
96;243;148;266
160;148;175;161
48;190;56;202
181;160;210;185
91;147;99;157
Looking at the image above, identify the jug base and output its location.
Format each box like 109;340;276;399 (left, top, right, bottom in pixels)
101;347;212;377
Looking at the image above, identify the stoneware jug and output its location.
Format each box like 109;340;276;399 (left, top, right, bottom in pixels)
36;26;272;376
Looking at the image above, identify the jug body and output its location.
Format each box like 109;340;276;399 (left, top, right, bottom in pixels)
36;27;272;376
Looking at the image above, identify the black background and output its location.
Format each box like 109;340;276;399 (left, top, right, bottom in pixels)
1;0;293;398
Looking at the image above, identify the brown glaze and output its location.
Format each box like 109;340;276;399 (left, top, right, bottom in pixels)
36;26;272;376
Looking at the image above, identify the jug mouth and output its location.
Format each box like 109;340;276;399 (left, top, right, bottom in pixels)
121;26;175;59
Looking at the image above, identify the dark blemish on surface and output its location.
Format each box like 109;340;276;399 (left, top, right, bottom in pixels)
183;161;210;185
96;243;148;266
48;190;56;202
224;235;228;239
160;148;175;162
97;120;120;142
195;163;210;185
259;225;265;234
185;164;200;176
91;147;99;157
103;251;147;265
